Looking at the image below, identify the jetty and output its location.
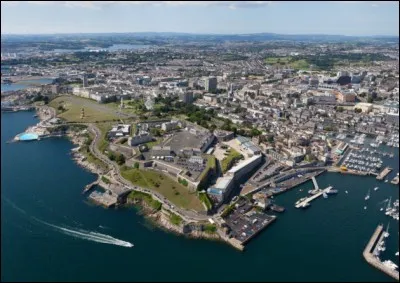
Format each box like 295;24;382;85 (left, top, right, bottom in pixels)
376;167;392;180
390;174;399;185
82;178;100;194
295;186;333;208
363;225;399;281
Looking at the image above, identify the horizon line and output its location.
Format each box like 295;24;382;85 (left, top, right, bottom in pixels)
1;31;399;37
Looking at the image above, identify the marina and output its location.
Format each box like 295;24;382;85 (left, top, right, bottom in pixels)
363;224;399;281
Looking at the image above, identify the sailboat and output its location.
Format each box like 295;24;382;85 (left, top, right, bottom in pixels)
345;190;348;194
385;197;392;213
383;222;390;238
364;206;367;210
365;189;370;201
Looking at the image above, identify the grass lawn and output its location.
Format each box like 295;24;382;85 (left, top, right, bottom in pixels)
96;122;113;153
127;191;162;211
221;148;243;173
144;138;161;149
290;59;310;70
198;192;212;210
264;57;291;64
120;168;204;212
198;155;216;182
49;96;121;123
169;212;183;226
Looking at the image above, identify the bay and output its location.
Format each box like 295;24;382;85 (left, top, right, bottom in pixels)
1;111;398;282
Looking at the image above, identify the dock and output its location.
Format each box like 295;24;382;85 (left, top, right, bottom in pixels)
390;174;399;185
363;225;399;281
376;167;393;180
295;186;333;208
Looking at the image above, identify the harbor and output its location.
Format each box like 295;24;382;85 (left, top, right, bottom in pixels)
363;225;399;281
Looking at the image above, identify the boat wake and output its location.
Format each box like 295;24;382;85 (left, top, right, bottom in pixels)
36;219;134;248
2;196;133;248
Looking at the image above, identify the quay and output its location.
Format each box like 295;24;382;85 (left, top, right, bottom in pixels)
295;186;333;208
376;167;392;180
363;225;399;281
390;174;399;185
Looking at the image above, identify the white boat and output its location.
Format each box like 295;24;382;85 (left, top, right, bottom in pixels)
384;179;388;183
380;207;384;211
386;197;392;212
345;191;348;194
396;252;399;256
364;206;367;210
383;222;390;238
323;192;328;199
382;260;398;270
365;189;370;201
374;187;379;191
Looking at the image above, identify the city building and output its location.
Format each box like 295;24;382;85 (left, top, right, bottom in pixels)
129;131;153;146
205;76;217;93
108;124;131;139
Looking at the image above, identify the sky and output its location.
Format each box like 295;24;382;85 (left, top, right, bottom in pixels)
1;1;399;36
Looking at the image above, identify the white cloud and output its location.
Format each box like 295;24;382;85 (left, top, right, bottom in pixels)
2;1;275;9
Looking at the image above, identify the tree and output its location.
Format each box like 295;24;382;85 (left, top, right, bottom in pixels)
367;97;373;103
267;135;274;143
134;162;140;169
336;106;344;112
116;153;125;165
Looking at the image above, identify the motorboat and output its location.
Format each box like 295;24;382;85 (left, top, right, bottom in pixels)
374;187;379;191
365;189;370;201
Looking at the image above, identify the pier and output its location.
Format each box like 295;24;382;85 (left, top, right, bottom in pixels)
295;186;333;208
376;167;392;180
390;174;399;185
363;225;399;281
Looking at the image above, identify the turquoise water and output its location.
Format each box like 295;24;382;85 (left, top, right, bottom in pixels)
1;78;54;92
17;132;39;141
1;111;399;282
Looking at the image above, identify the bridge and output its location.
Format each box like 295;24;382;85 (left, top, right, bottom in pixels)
311;176;319;190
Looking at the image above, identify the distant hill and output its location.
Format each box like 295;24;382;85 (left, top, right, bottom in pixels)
1;32;398;44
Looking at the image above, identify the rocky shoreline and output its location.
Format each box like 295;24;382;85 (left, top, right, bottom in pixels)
126;198;221;242
36;107;222;244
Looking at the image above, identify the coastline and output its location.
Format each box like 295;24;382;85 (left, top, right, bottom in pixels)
50;112;223;244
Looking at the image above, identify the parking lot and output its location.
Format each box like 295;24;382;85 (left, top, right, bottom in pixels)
224;198;276;244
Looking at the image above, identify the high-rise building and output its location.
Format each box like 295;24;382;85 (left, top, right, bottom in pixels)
82;74;88;88
205;76;217;93
179;91;194;104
